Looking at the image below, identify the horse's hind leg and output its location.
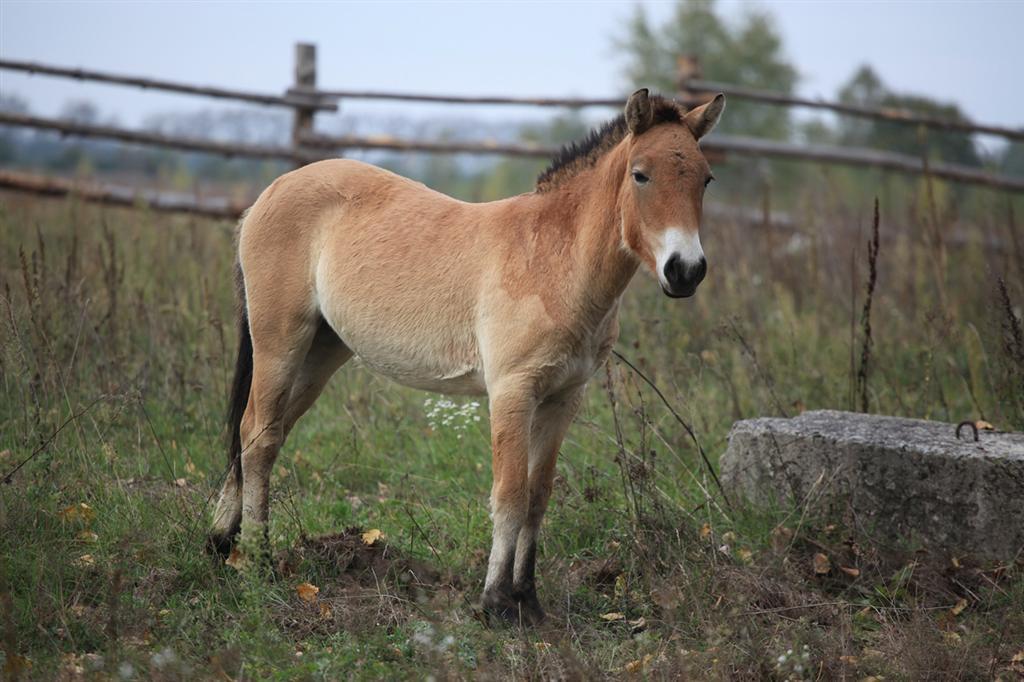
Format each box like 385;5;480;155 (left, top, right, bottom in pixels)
282;319;353;436
237;313;319;546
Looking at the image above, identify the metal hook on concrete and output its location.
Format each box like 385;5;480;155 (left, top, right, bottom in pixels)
955;421;979;442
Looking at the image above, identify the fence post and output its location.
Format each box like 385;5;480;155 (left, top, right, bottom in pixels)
677;55;725;163
291;42;317;167
676;55;704;109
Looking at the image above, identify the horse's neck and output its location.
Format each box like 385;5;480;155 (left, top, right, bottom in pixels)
530;144;639;320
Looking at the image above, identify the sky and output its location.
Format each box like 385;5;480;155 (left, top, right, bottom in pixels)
1;0;1022;140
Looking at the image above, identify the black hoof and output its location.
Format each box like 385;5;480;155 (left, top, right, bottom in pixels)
206;532;236;558
513;588;546;625
479;588;546;627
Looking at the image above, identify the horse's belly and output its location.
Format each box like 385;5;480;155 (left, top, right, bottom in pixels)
355;349;486;396
322;307;486;396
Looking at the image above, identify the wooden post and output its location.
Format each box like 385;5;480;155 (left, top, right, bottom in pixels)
677;55;725;163
676;54;704;109
291;42;317;167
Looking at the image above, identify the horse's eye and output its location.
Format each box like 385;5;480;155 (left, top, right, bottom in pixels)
632;171;650;185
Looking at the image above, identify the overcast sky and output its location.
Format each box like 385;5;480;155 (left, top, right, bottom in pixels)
1;0;1021;138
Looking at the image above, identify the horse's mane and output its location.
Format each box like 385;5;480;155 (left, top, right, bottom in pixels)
535;94;684;193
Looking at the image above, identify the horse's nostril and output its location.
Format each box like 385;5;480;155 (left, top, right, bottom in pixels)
664;253;683;282
693;256;707;283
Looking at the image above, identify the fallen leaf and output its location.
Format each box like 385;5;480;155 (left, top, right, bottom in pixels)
838;655;858;665
185;460;197;475
975;420;994;431
59;653;84;676
59;502;95;525
736;548;754;564
319;603;332;619
3;653;32;675
840;565;860;577
950;598;968;616
296;582;319;603
534;641;551;651
224;547;246;570
951;556;961;568
361;528;384;545
628;616;647;632
771;525;794;551
77;530;98;543
623;654;654;673
0;449;10;461
1010;649;1024;665
174;478;187;488
813;553;831;575
74;554;95;568
613;573;627;599
699;522;712;539
600;612;625;621
943;630;962;645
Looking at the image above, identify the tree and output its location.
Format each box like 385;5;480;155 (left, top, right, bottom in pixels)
838;65;981;167
617;0;798;140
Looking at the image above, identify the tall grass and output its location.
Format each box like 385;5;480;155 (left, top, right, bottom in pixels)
1;177;1022;678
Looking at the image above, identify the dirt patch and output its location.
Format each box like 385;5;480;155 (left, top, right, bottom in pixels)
272;528;461;639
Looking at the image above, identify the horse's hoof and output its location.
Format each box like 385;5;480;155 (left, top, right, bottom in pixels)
478;589;545;627
513;589;546;626
206;532;235;558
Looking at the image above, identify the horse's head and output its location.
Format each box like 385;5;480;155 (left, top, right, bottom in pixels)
619;89;725;298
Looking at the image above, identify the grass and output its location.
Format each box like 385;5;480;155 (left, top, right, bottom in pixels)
1;176;1023;680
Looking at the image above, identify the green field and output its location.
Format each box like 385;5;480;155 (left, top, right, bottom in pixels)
1;180;1023;679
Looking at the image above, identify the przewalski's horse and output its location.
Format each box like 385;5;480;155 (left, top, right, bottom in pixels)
209;88;724;624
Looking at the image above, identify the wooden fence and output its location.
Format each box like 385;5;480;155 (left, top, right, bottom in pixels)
0;43;1022;218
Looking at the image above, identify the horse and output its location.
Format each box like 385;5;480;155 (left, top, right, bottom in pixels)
208;88;725;625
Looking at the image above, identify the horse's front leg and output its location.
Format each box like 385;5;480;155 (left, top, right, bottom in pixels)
481;379;536;624
512;385;585;623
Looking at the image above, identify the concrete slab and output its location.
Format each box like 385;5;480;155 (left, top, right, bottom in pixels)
720;410;1024;559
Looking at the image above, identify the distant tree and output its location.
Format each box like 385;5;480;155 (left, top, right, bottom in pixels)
1002;143;1024;178
838;64;981;167
0;94;31;163
59;100;100;125
617;0;798;140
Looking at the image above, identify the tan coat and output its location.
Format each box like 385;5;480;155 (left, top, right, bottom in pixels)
209;89;725;625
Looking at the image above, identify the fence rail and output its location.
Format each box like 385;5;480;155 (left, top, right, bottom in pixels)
0;58;335;110
291;86;629;109
678;78;1024;142
0;111;310;163
1;46;1023;220
0;169;246;218
6;109;1018;192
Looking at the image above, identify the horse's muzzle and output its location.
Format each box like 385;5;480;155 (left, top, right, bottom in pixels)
661;253;706;298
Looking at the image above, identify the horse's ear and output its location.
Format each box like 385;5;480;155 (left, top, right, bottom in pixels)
684;93;726;140
625;88;654;136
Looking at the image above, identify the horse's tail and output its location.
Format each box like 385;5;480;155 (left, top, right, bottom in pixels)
226;214;253;486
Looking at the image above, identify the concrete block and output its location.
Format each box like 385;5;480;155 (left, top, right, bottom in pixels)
720;410;1024;559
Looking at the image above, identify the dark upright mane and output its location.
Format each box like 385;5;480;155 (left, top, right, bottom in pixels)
535;94;685;192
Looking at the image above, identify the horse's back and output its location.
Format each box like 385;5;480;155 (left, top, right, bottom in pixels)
240;158;489;395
